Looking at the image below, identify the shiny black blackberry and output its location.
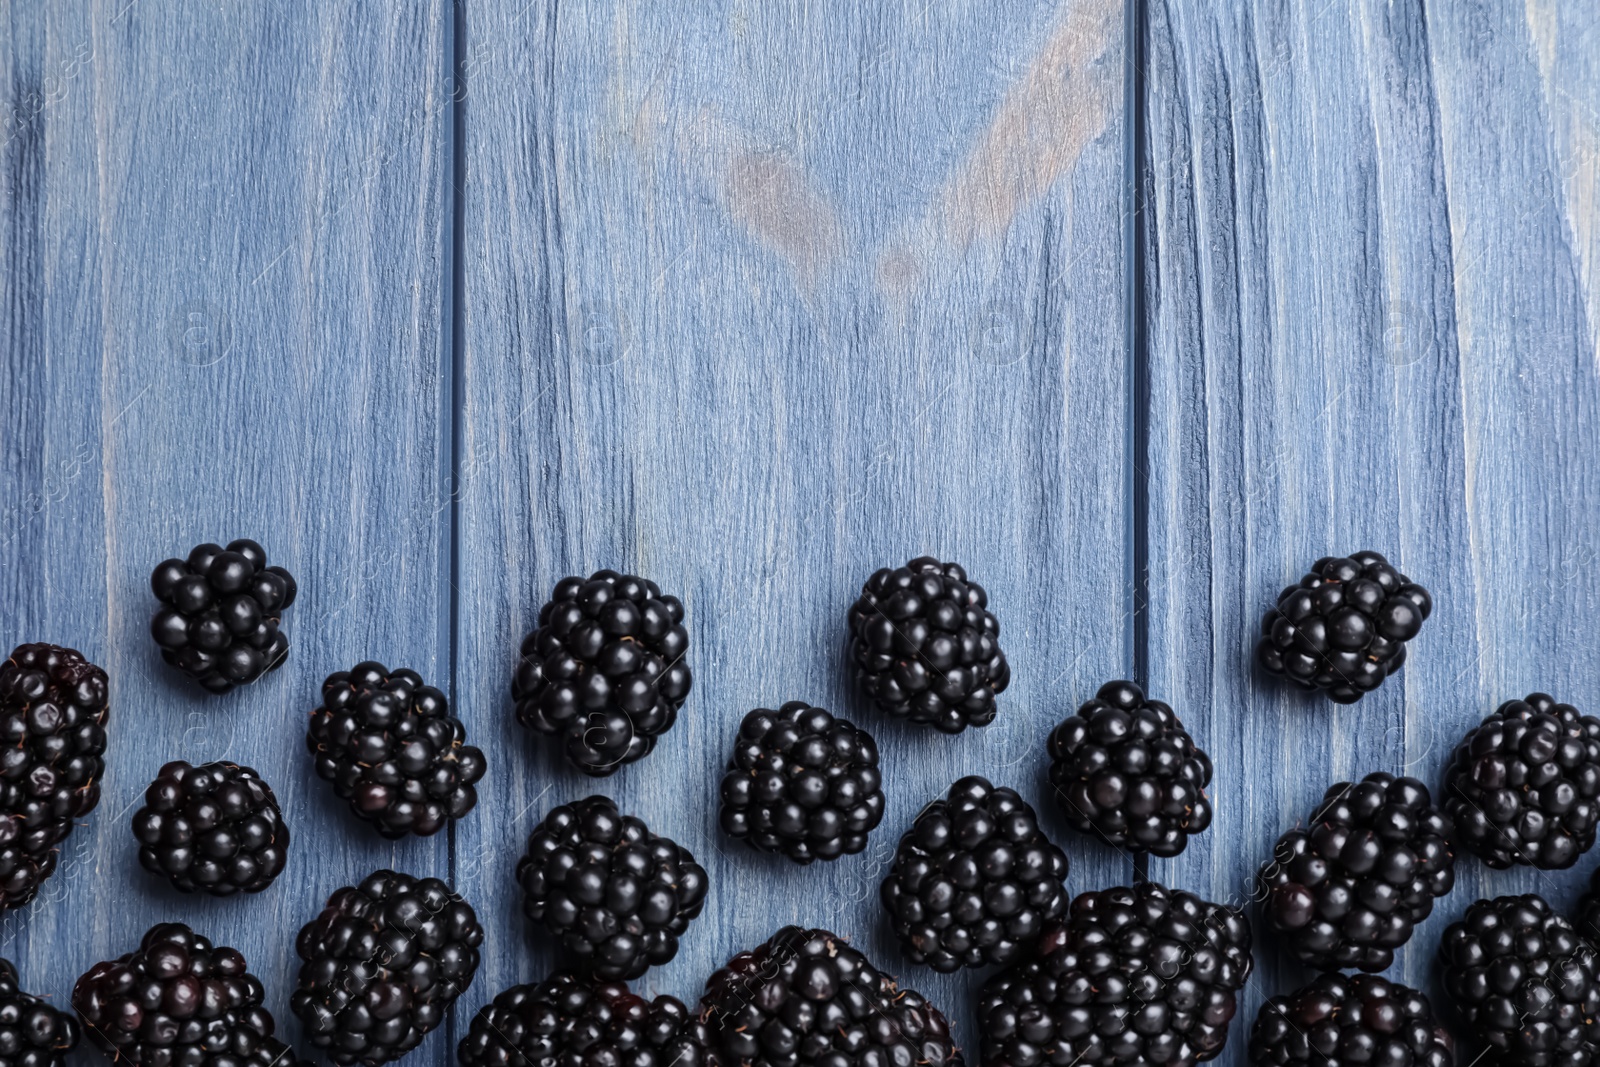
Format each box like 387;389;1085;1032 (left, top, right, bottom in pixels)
1443;693;1600;870
977;882;1253;1067
1047;680;1213;857
513;571;691;776
292;869;483;1066
458;972;710;1067
518;796;707;981
880;776;1068;972
0;643;108;911
131;760;288;895
0;957;77;1067
1439;894;1600;1066
308;662;486;838
1249;973;1452;1067
1256;551;1430;703
698;926;963;1067
149;539;296;694
847;556;1009;733
719;702;885;864
1259;773;1455;972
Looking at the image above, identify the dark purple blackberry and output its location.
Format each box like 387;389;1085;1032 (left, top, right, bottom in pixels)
1047;680;1213;857
880;776;1068;972
719;701;885;864
1249;973;1452;1067
517;796;707;981
0;957;77;1067
308;662;486;838
292;869;483;1066
1442;693;1600;870
1577;865;1600;944
513;570;691;776
149;539;296;694
131;760;289;895
1439;894;1600;1066
697;926;963;1067
847;556;1009;733
1259;773;1455;972
977;882;1253;1067
0;643;108;911
458;972;711;1067
1256;551;1430;703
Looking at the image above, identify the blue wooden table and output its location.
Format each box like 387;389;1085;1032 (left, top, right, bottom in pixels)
3;1;1597;1063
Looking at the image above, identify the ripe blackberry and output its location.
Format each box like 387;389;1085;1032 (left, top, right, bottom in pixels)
517;796;707;981
1256;551;1430;703
1249;973;1452;1067
1577;865;1600;944
697;926;963;1067
1047;680;1213;856
458;972;710;1067
977;882;1253;1067
513;570;691;776
0;957;78;1067
292;869;483;1066
1442;693;1600;870
719;701;885;864
149;539;296;694
0;643;108;911
1439;894;1600;1066
308;662;486;838
131;760;289;895
880;776;1068;971
1259;773;1455;972
847;556;1009;733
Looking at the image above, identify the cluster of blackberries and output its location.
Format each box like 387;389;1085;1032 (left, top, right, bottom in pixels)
131;759;289;895
0;957;77;1067
1250;973;1451;1067
149;539;296;693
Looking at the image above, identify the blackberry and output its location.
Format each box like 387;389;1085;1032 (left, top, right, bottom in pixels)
1256;551;1430;703
308;662;486;838
718;701;885;864
513;571;691;776
292;869;483;1066
1259;773;1455;972
1047;680;1213;857
847;556;1009;733
517;796;706;981
0;957;77;1067
880;776;1068;971
1439;894;1600;1066
0;643;108;911
131;760;289;895
1442;693;1600;870
149;539;296;694
458;972;711;1067
1249;973;1452;1067
697;926;963;1067
1577;865;1600;944
977;882;1253;1067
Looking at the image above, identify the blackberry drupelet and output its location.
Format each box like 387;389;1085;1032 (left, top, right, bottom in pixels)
1439;894;1600;1066
518;796;707;981
880;776;1068;972
719;701;885;864
458;972;710;1067
1442;693;1600;870
1249;973;1452;1067
1256;551;1430;703
847;556;1009;733
697;926;963;1067
513;571;691;776
308;662;486;838
1259;773;1455;972
0;957;78;1067
977;882;1253;1067
131;760;289;895
149;539;296;694
0;643;108;911
292;869;483;1066
1047;680;1213;857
